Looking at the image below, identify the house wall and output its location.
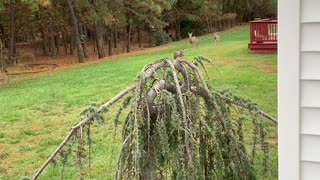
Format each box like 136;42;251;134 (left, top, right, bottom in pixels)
300;0;320;179
279;0;320;179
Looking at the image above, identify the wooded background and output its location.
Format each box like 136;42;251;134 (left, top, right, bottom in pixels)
0;0;277;65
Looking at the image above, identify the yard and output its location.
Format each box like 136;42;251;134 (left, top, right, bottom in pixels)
0;26;277;179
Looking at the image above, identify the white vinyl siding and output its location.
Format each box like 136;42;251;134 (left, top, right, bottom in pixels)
301;24;320;51
301;52;320;79
300;0;320;178
301;108;320;135
301;0;320;23
301;162;320;180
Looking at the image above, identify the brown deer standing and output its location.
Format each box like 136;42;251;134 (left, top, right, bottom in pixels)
188;32;198;48
213;32;220;45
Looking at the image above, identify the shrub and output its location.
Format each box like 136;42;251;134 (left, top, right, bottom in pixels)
154;31;172;46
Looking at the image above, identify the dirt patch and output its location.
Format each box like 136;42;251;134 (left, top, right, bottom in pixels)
1;42;174;81
5;64;59;75
258;61;277;73
218;58;277;74
0;151;33;177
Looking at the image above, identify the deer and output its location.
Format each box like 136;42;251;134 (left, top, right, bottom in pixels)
173;50;184;59
188;32;198;48
213;32;220;45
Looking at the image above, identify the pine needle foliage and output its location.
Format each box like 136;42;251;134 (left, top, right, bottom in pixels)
34;56;275;180
115;56;271;179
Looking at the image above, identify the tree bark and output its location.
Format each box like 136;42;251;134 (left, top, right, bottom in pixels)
70;33;74;55
108;30;112;56
125;5;132;53
175;18;181;39
0;39;4;69
95;21;105;58
42;34;48;56
50;27;56;57
62;33;68;55
113;30;118;48
9;0;16;62
55;36;59;55
92;30;96;53
126;22;131;53
0;24;4;41
66;0;85;63
78;22;89;58
137;22;142;48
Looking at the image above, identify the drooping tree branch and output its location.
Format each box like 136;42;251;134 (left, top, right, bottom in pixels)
166;59;191;164
33;59;171;179
33;58;277;179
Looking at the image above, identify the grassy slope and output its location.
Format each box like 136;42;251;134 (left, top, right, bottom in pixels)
0;26;277;179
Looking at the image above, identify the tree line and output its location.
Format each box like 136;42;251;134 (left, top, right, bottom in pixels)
0;0;276;65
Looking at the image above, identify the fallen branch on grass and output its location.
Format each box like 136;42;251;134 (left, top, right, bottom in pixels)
33;57;277;180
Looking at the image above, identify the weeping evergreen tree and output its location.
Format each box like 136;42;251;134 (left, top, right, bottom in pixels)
33;56;276;179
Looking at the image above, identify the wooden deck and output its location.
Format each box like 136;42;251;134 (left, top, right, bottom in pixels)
248;19;277;53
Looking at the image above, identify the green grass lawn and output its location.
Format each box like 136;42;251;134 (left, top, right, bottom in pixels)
0;26;277;179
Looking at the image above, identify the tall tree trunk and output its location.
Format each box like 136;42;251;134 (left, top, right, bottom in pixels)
70;33;74;55
50;27;56;57
108;30;112;56
66;0;85;63
175;18;181;39
42;34;48;56
137;22;142;48
55;36;59;55
0;38;4;69
63;33;68;55
92;31;96;53
125;4;132;53
37;8;48;56
9;0;16;63
0;24;4;42
113;30;118;48
78;22;89;58
126;22;131;53
95;22;105;58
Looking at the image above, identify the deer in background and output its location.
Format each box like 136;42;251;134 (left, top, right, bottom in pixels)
188;32;198;48
213;32;220;45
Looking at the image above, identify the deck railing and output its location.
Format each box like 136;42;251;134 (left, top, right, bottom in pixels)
250;19;278;43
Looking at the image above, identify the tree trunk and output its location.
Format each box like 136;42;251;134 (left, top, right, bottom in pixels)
0;39;4;69
78;22;89;58
62;33;68;55
113;30;118;48
0;24;4;42
175;18;181;39
138;22;142;48
108;30;112;56
125;7;132;53
9;0;16;62
55;36;59;55
50;27;56;57
126;22;131;53
42;34;48;56
95;22;105;58
92;31;96;53
70;33;74;55
66;0;85;63
206;18;211;33
37;8;48;56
